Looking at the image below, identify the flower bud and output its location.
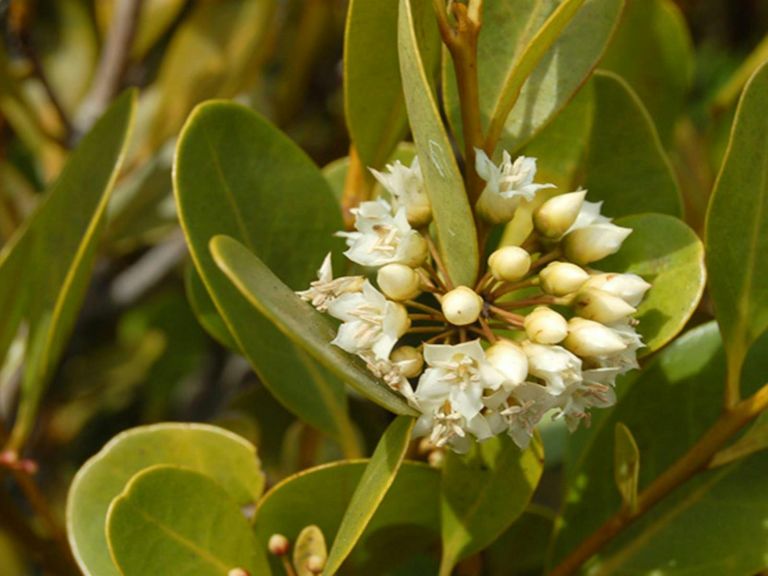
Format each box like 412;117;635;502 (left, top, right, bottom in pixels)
539;262;589;296
582;273;651;307
306;555;325;574
228;570;250;576
268;534;290;556
524;306;568;344
485;340;528;387
563;223;632;265
533;190;587;238
386;302;411;338
390;345;424;378
398;232;429;268
488;246;531;282
564;318;627;357
441;286;483;326
377;263;421;301
573;288;637;324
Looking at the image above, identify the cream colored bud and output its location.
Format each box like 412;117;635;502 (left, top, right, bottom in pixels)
306;555;325;574
227;569;250;576
475;189;522;224
533;190;587;238
573;288;637;324
488;246;531;282
441;286;483;326
524;306;568;344
428;449;445;468
388;302;411;337
582;273;651;307
564;317;627;357
377;264;421;301
485;340;528;387
399;233;429;268
405;201;433;228
268;534;290;556
563;223;632;265
539;262;589;296
390;346;424;378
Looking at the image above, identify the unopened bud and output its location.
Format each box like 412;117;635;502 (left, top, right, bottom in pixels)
564;318;627;357
306;554;325;573
268;534;290;556
475;189;522;224
582;273;651;307
563;223;632;265
533;190;587;238
441;286;483;326
387;302;411;338
488;246;531;282
524;306;568;344
428;449;445;468
485;340;528;387
390;346;424;378
539;262;589;296
573;288;636;324
398;232;429;268
228;569;250;576
377;264;421;301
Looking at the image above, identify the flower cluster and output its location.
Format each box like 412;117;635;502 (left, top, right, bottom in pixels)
298;154;649;453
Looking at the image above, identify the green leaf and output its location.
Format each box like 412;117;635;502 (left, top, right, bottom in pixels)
344;0;408;168
1;91;135;450
613;423;639;512
174;101;357;443
439;435;545;574
599;213;705;354
398;0;478;287
148;0;275;148
706;60;768;391
444;0;624;154
581;71;683;217
294;525;328;576
209;235;415;416
107;465;266;576
710;412;768;468
485;507;555;575
553;322;768;574
96;0;186;60
184;262;239;351
254;461;441;575
67;423;265;576
324;416;416;574
599;0;693;143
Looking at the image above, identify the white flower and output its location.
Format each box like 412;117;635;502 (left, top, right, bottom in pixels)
338;199;428;268
498;383;556;448
563;223;632;265
441;286;484;326
414;340;505;420
296;253;365;311
327;281;410;360
564;317;627;358
524;306;569;345
475;150;555;223
533;190;587;239
359;351;415;401
488;246;531;282
554;371;618;432
573;288;637;324
582;272;651;307
522;341;582;395
539;262;590;296
567;200;611;231
414;403;473;453
485;340;528;389
594;321;644;373
370;158;432;227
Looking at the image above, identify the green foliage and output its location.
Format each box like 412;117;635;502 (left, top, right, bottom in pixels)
613;423;639;512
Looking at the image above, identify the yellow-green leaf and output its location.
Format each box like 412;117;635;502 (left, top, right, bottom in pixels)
613;422;640;512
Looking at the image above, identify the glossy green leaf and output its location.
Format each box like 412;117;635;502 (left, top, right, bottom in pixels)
107;465;266;576
294;525;328;576
485;507;555;575
613;423;639;512
582;71;683;217
174;101;358;443
710;412;768;468
344;0;409;168
184;262;239;351
599;0;693;143
1;91;135;450
706;60;768;391
325;416;416;574
254;461;441;575
67;423;264;576
553;322;768;574
439;435;545;574
210;235;414;416
444;0;624;154
148;0;275;148
398;0;478;287
599;213;705;354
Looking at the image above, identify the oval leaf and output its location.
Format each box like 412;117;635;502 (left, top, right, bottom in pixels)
107;465;266;576
398;0;478;287
706;60;768;385
67;423;264;576
613;422;640;512
174;101;356;442
582;71;683;217
210;235;414;415
324;416;416;574
599;213;705;354
294;525;328;576
440;435;545;574
255;461;441;575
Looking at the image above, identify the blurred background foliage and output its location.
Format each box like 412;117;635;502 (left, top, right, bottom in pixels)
0;0;767;573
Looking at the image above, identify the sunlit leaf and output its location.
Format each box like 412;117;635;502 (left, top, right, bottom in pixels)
613;423;639;512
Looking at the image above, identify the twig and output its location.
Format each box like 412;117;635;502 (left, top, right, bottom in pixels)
550;382;768;576
340;146;373;230
488;278;539;301
77;0;144;132
477;316;497;343
494;296;554;310
488;305;525;327
426;234;454;290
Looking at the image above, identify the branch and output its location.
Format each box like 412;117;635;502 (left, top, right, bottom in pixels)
550;382;768;576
